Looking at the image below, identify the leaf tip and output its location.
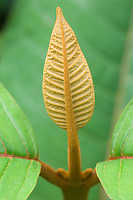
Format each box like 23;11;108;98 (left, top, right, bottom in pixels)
56;6;63;19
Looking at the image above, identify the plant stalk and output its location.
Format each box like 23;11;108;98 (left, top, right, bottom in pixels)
57;7;81;182
62;186;89;200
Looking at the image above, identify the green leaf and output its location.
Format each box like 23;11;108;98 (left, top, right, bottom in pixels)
0;83;39;158
96;159;133;200
0;157;40;200
97;98;133;199
111;98;133;157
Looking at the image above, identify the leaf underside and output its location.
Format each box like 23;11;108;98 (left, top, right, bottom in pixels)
0;83;39;158
0;157;40;200
0;0;133;199
43;7;94;130
96;159;133;200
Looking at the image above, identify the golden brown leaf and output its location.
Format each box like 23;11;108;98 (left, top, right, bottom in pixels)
43;7;95;130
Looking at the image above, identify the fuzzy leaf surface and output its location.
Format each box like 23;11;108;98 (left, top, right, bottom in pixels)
43;7;94;130
0;0;133;199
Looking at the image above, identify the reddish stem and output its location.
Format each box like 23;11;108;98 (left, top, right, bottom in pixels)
109;156;133;160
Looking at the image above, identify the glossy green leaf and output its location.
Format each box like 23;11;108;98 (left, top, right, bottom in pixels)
111;99;133;157
0;157;40;200
0;83;39;158
96;159;133;200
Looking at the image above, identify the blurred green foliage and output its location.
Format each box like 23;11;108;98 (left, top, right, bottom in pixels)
0;0;133;199
0;0;14;31
0;0;10;11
